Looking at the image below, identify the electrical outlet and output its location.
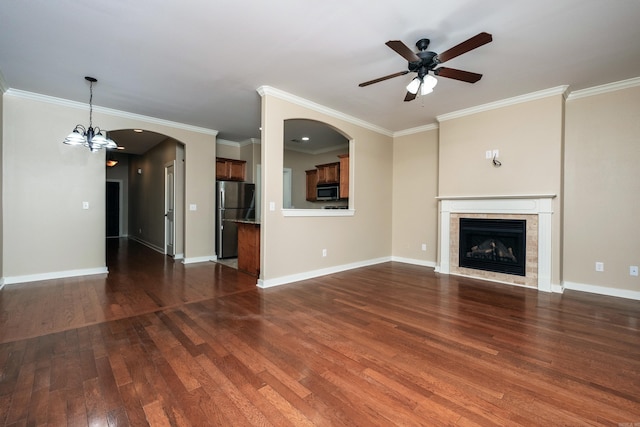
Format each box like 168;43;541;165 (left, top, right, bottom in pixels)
421;243;427;251
492;149;500;158
595;262;604;272
322;249;327;257
485;150;492;159
631;266;639;277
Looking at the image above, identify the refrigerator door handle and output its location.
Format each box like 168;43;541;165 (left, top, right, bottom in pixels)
220;188;225;208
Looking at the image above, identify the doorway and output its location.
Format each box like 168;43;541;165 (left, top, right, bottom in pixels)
106;180;122;238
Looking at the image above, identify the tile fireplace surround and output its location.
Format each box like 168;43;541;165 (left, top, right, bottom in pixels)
436;195;556;292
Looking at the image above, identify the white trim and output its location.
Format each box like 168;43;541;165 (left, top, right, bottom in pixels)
129;236;164;254
436;193;556;201
0;69;7;93
257;86;392;137
393;123;439;138
174;253;185;260
563;281;640;301
217;138;241;147
2;267;108;285
257;256;391;288
437;86;569;122
5;89;219;136
567;76;640;100
282;208;354;217
390;256;437;268
438;196;556;292
182;256;215;264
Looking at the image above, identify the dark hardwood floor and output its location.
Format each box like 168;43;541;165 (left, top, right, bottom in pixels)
1;239;639;426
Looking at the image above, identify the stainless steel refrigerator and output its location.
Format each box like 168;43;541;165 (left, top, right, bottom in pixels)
215;181;256;259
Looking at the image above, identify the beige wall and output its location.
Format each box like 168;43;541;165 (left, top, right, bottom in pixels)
564;86;640;292
437;94;565;286
260;92;393;283
2;92;216;281
391;128;439;264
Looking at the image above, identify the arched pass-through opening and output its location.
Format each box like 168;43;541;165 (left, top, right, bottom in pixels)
106;129;186;263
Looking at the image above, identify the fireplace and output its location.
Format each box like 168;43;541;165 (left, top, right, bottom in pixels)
458;218;526;276
437;195;555;291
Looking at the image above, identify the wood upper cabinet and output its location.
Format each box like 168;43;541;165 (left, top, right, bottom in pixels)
216;157;246;181
305;169;318;201
315;162;340;185
338;153;349;199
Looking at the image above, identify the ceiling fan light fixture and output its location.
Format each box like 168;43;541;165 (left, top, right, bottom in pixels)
424;74;438;90
406;77;421;94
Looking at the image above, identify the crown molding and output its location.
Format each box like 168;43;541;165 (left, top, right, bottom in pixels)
257;86;393;137
437;85;570;122
5;89;219;136
393;123;439;137
566;76;640;100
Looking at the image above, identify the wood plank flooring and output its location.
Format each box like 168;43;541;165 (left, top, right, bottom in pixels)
1;238;639;426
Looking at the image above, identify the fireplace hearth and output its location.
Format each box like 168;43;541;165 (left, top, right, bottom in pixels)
459;218;526;276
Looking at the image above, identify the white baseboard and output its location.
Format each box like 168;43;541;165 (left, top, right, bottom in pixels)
129;236;165;254
390;256;437;268
182;256;215;265
563;281;640;301
2;267;109;286
257;256;392;289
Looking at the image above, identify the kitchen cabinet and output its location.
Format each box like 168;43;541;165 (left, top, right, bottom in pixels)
315;162;340;185
237;222;260;277
216;157;246;181
338;153;349;199
305;169;318;201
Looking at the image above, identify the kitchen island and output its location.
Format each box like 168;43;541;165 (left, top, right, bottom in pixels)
228;219;260;277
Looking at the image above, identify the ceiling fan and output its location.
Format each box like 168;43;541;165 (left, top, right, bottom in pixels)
359;32;493;101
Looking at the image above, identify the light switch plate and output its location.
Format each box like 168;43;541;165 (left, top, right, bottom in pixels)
631;266;639;276
189;204;197;211
82;201;89;210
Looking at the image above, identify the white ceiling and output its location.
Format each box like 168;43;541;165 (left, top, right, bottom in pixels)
1;0;640;144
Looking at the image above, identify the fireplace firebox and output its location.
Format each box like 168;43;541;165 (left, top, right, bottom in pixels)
459;218;526;276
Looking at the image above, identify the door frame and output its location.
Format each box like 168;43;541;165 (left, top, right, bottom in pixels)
164;161;176;257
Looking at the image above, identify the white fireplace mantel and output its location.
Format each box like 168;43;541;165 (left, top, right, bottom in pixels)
436;194;556;292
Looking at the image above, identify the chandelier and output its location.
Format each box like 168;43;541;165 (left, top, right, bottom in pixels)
63;76;117;152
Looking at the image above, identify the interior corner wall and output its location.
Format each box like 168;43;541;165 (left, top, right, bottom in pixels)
260;94;393;282
564;85;640;293
437;94;565;286
391;128;439;265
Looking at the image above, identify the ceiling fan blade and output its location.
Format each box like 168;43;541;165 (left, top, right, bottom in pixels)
404;91;417;102
436;32;492;63
385;40;421;63
359;70;409;87
435;67;483;83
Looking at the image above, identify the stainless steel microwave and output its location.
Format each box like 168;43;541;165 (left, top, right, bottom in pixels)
316;184;339;201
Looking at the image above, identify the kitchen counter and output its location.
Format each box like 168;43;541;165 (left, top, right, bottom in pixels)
234;221;260;277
